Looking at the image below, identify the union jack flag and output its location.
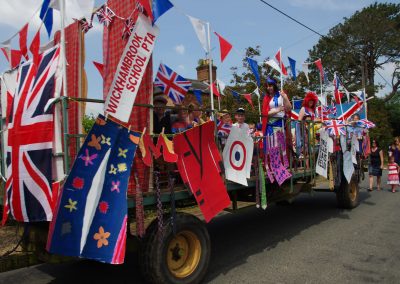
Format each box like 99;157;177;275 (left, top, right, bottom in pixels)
79;18;93;33
154;63;191;105
337;100;363;120
122;18;135;40
3;46;60;223
356;119;375;129
316;105;330;118
217;120;232;137
324;119;346;137
96;5;115;27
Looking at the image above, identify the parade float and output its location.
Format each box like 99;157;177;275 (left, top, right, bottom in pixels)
0;0;375;283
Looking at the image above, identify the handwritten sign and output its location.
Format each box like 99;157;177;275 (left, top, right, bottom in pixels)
316;130;329;178
269;146;292;186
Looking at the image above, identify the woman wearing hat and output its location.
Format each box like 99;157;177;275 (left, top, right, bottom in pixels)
261;76;292;144
297;92;319;168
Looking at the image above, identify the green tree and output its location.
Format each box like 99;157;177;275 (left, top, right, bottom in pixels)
82;114;96;134
368;98;393;150
309;3;400;96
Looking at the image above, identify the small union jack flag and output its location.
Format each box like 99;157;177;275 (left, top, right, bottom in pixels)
154;63;192;104
79;18;93;33
356;119;375;129
324;119;346;137
122;18;135;40
96;5;115;27
217;120;232;137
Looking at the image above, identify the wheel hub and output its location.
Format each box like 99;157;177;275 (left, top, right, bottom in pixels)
166;231;201;279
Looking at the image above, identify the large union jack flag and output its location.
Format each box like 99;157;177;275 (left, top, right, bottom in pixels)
154;63;191;104
96;5;115;27
3;46;60;223
324;119;346;137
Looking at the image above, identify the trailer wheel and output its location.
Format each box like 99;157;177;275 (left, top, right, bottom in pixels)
139;213;210;284
336;176;359;209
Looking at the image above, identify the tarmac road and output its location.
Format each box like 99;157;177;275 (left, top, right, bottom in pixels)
0;171;399;284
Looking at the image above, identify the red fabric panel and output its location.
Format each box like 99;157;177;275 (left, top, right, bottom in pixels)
54;22;85;167
173;122;231;222
103;0;152;194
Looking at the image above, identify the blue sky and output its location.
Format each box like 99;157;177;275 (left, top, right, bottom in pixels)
0;0;395;115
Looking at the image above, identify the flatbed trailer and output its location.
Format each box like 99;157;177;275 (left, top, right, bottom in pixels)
0;96;362;284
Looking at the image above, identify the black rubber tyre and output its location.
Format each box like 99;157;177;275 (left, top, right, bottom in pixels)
139;213;210;284
335;175;360;209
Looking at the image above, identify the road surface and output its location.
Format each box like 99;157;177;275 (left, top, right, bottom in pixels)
0;171;399;283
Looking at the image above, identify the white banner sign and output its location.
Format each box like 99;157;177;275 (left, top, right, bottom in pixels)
343;150;354;184
104;14;159;122
351;134;359;164
316;129;329;178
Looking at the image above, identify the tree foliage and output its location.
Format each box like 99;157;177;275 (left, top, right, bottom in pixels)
309;2;400;97
82;114;96;134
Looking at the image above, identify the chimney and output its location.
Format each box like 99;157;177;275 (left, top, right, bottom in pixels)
196;59;217;83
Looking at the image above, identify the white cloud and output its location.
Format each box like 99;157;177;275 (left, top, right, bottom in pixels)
288;0;363;11
174;44;185;55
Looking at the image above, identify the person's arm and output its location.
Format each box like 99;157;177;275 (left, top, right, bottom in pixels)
280;91;292;111
298;107;305;121
268;105;284;116
380;150;384;169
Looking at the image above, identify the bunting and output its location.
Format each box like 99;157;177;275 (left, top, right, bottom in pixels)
243;94;254;109
275;48;288;76
188;15;208;53
40;0;53;38
19;24;29;60
214;32;232;62
314;59;324;81
288;57;296;80
152;0;174;23
247;58;260;86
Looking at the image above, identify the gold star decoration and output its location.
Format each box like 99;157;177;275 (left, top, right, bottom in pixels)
64;198;77;212
109;164;117;175
101;135;111;146
118;148;128;158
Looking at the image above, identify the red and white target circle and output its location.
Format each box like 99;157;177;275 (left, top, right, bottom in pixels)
229;141;246;171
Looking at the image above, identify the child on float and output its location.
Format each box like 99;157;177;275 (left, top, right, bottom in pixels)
387;155;399;193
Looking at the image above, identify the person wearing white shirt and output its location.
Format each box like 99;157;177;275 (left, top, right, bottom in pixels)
233;107;250;133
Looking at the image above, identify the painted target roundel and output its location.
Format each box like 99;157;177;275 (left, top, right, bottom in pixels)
229;141;246;171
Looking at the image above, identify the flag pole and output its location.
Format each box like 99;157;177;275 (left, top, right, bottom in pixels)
60;0;70;173
206;22;214;120
335;73;346;123
320;74;324;123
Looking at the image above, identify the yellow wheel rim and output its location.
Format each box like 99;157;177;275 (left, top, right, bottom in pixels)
166;230;201;279
349;181;357;202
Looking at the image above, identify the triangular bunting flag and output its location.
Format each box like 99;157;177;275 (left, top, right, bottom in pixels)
40;0;53;38
246;57;260;86
275;48;288;76
243;94;254;109
93;61;104;78
152;0;174;23
193;89;203;105
214;32;232;62
211;81;221;97
19;24;29;60
314;59;324;81
188;15;208;53
29;29;41;67
156;133;178;163
231;90;240;102
302;63;310;83
265;59;281;74
1;48;22;69
253;87;260;97
288;57;296;80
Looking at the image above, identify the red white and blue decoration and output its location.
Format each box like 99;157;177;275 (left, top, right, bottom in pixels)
96;5;116;27
223;126;253;186
324;119;346;137
154;63;191;105
356;119;376;129
217;120;232;137
3;46;60;223
47;115;140;264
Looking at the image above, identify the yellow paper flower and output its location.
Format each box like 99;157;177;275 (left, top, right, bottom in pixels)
93;226;110;248
117;163;127;172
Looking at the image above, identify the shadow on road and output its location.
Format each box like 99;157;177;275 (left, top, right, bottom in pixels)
204;191;372;282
